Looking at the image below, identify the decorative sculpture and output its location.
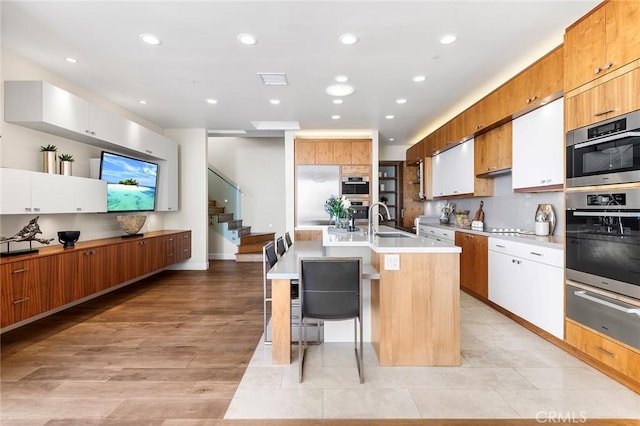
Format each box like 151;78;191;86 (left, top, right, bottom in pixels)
0;216;54;256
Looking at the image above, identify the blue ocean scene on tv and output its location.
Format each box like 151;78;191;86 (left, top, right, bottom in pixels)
100;152;158;212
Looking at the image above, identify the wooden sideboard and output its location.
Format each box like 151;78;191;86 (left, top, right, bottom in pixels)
1;230;191;330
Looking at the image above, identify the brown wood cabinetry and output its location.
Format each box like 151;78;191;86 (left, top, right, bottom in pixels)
566;318;640;386
402;161;425;229
294;139;334;164
0;230;191;330
455;232;488;299
564;0;640;92
565;65;640;131
509;46;564;113
295;139;371;165
474;121;512;176
405;139;425;164
1;258;52;328
334;139;372;165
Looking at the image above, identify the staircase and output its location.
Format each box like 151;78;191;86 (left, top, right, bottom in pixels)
208;200;274;262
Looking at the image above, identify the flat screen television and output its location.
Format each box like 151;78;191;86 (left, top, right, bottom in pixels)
99;151;158;212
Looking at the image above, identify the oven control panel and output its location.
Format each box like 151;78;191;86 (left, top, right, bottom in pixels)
586;193;626;206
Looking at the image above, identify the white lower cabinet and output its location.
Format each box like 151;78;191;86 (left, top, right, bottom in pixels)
488;237;564;339
0;168;106;214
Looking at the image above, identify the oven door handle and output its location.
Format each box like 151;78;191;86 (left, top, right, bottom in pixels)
572;211;640;218
574;290;640;317
573;131;640;149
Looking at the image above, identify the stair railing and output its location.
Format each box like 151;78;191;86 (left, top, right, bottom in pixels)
208;165;243;243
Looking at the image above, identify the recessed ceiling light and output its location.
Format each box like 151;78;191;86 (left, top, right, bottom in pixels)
139;100;147;105
270;99;281;105
65;57;78;63
333;99;343;105
206;98;218;104
331;115;341;120
389;138;395;141
139;33;162;46
335;75;349;83
396;98;407;104
326;84;354;97
412;75;426;82
439;34;457;45
339;34;359;45
385;115;394;119
237;33;258;45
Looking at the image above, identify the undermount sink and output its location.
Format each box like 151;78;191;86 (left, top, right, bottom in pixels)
375;232;414;238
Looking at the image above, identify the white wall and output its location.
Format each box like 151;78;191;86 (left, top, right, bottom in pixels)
165;129;209;270
207;136;286;258
379;144;408;162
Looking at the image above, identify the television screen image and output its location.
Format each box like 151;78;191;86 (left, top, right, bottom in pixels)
99;151;158;212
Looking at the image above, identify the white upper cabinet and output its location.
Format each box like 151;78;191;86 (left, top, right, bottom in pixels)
432;139;475;197
0;169;106;215
88;104;128;146
512;98;564;190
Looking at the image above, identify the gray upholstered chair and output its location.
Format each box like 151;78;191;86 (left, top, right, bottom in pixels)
285;231;293;248
276;236;286;257
298;257;363;383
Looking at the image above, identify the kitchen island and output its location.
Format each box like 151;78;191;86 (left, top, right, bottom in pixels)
268;226;462;367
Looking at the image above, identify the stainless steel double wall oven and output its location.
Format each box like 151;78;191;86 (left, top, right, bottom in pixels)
565;111;640;351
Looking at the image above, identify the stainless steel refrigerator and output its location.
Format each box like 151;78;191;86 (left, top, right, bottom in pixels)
296;165;340;226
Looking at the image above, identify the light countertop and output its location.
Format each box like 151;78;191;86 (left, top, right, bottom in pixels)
418;220;563;250
323;225;462;254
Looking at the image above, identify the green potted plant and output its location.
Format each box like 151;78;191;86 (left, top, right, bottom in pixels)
40;144;57;174
58;153;74;176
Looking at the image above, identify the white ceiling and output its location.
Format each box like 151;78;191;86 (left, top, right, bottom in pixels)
1;1;599;145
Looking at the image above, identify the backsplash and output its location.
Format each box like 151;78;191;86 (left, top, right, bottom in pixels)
421;175;564;235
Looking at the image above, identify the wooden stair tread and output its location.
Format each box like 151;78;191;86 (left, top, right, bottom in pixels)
240;232;275;244
235;253;264;262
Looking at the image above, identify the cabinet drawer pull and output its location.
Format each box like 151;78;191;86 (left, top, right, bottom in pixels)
496;244;506;249
594;108;616;116
603;62;613;70
594;66;602;74
183;249;189;252
594;346;616;358
526;95;537;104
530;252;543;257
12;268;30;274
167;238;174;241
574;290;640;316
12;297;30;305
511;259;522;265
24;207;32;212
33;207;40;212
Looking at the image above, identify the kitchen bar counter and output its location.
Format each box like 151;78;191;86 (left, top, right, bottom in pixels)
268;226;461;367
323;225;462;253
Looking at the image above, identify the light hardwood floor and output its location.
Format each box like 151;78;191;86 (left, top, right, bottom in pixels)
1;261;635;425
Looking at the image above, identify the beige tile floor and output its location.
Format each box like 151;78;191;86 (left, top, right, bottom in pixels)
225;292;640;420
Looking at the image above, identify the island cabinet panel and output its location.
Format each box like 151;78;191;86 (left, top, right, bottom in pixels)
1;258;53;328
371;252;460;366
564;0;640;92
455;232;488;299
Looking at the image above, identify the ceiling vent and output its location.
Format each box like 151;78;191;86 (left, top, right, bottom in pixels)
258;73;288;86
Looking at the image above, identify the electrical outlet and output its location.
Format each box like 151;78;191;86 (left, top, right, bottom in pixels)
384;254;400;270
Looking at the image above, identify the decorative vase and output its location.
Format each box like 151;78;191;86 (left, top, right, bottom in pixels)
43;151;57;174
60;160;72;176
117;215;147;237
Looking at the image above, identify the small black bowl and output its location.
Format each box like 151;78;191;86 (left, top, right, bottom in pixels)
58;231;80;248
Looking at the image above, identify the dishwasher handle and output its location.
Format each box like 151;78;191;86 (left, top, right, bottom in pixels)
574;290;640;317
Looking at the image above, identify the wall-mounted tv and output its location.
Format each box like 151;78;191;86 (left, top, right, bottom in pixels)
99;151;158;212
